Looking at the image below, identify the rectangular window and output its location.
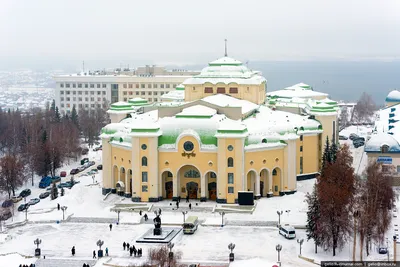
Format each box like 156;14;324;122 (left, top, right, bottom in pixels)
97;97;101;101
78;97;82;101
102;91;106;95
300;135;303;141
142;185;148;192
160;84;164;88
142;172;148;182
141;84;145;88
228;187;234;194
154;84;158;88
73;97;76;101
148;92;152;95
123;84;127;89
102;84;107;88
204;87;213;94
72;84;76;88
66;97;70;101
85;97;89;101
136;92;140;95
217;87;226;94
60;83;64;88
91;104;95;108
300;156;303;174
166;84;170;88
123;91;127;95
91;97;94;101
274;185;278;192
85;104;89;108
97;84;100;88
78;91;82;95
124;97;127;101
154;98;158;102
66;83;70;88
173;84;177;88
136;84;139;89
78;83;82;88
90;84;94;88
85;84;88;88
78;104;83;108
60;97;64;101
129;91;133;95
61;103;64;107
300;146;303;152
72;91;76;95
141;91;145;95
228;173;234;184
85;91;88;95
66;91;70;95
66;103;70;108
97;104;101;108
90;91;94;95
148;84;152;88
397;165;400;173
128;84;133;89
103;97;106;101
153;92;157;95
60;91;64;95
229;87;238;94
97;91;101;95
148;98;152;102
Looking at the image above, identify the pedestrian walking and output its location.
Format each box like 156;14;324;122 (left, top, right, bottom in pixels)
57;203;60;210
123;241;126;250
178;196;181;203
71;246;75;256
129;247;133;256
105;247;109;256
126;242;130;250
186;194;190;203
176;201;179;209
139;210;142;216
144;213;148;221
189;203;192;210
158;208;162;215
109;223;112;231
93;250;96;259
133;247;137;257
82;264;87;267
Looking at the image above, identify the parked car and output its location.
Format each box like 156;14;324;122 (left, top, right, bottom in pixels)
81;147;89;155
353;136;365;142
11;196;23;203
93;146;102;151
78;166;86;172
89;161;95;166
39;192;50;199
19;189;31;198
70;169;79;175
51;176;61;183
1;199;13;208
81;158;89;165
90;168;98;173
0;209;12;221
39;176;52;188
379;247;388;254
28;198;40;205
18;203;30;212
60;171;67;177
97;164;103;170
349;133;360;140
339;135;348;140
354;141;365;148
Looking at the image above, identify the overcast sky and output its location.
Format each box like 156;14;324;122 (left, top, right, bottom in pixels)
0;0;399;68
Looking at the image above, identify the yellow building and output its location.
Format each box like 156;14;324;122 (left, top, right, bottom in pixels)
101;56;338;203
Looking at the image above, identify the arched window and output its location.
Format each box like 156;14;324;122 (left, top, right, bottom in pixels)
262;138;267;143
272;169;277;176
227;157;234;167
141;156;148;166
381;145;389;153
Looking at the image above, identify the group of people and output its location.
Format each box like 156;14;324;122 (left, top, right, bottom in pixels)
175;195;192;209
18;264;35;267
82;264;91;267
123;241;142;257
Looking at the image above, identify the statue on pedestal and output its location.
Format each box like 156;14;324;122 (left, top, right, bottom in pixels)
153;211;162;235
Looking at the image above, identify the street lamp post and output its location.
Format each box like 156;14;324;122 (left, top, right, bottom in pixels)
34;238;42;256
297;238;304;255
277;210;283;227
97;239;104;258
219;211;225;227
276;244;282;266
182;211;188;223
24;197;29;221
167;242;174;267
228;242;235;262
394;235;397;262
61;206;68;220
387;238;389;262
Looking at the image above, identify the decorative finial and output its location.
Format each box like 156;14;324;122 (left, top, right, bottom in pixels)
224;39;228;57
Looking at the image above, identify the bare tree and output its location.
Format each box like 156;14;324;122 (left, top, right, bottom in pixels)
0;155;27;198
146;245;184;267
317;145;356;256
352;92;376;123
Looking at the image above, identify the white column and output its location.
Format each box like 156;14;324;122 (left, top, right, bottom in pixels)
255;173;260;197
125;171;129;195
173;173;178;198
201;174;206;199
268;172;273;195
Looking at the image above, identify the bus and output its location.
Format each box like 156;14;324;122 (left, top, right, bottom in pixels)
279;224;296;239
183;216;199;234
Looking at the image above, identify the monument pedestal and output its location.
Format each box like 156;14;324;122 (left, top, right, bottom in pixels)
153;228;162;235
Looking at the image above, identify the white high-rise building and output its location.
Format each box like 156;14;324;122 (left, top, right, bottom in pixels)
53;66;199;114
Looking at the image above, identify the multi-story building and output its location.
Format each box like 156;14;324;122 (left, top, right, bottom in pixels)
100;55;338;203
53;66;199;115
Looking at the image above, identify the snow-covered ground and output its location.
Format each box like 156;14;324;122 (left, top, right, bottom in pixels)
0;138;392;267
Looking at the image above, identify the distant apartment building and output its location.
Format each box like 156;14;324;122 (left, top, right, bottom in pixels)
53;66;199;114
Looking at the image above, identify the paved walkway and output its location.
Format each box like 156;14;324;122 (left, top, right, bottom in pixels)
35;258;97;267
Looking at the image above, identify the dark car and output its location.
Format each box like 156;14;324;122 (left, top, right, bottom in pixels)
18;203;30;212
19;189;31;198
354;140;365;148
339;135;348;140
39;192;50;199
1;199;13;208
349;133;360;140
97;164;103;170
70;168;79;175
0;209;12;221
93;145;102;151
379;247;388;254
60;171;67;177
353;137;365;142
51;176;61;183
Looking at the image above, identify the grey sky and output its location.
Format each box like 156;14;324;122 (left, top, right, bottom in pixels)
0;0;399;68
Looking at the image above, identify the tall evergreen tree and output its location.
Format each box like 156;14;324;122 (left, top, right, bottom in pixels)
54;107;61;123
50;182;58;200
330;138;338;163
71;105;79;129
50;99;56;112
321;136;331;174
306;183;323;253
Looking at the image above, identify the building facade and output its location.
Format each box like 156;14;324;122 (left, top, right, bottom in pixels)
100;56;338;203
53;67;199;115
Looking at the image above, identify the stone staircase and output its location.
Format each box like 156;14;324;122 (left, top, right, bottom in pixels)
35;258;97;267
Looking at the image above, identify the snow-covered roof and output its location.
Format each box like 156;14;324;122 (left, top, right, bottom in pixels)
371;103;400;145
386;90;400;102
202;94;259;115
183;56;266;85
365;133;400;153
268;89;328;99
176;105;217;117
161;90;185;101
